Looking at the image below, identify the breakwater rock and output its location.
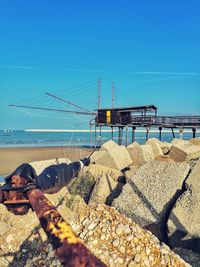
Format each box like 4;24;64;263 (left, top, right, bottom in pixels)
1;137;200;266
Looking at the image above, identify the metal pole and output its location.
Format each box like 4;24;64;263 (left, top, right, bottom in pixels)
179;127;183;139
99;126;102;137
94;125;97;146
171;128;175;138
111;126;114;140
159;127;162;141
146;127;150;141
125;126;128;147
192;128;196;138
26;189;105;267
132;127;136;143
118;127;123;145
90;124;92;149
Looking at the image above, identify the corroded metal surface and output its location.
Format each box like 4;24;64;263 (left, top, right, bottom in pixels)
27;189;106;267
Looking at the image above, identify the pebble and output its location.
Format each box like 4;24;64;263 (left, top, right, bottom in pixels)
123;225;131;234
101;234;105;240
144;258;150;266
134;253;141;263
119;246;126;254
48;250;55;258
0;201;190;267
93;239;98;245
6;234;14;244
117;257;124;264
113;238;119;247
87;219;100;230
116;226;123;235
126;234;134;241
145;247;151;255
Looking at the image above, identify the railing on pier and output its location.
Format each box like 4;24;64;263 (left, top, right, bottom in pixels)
130;115;200;127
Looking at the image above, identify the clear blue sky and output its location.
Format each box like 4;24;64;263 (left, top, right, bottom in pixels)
0;0;200;129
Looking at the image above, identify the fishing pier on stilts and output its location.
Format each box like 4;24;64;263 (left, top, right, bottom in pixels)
91;105;200;145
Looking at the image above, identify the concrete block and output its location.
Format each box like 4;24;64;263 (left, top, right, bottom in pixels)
169;139;200;162
127;142;154;165
90;145;132;171
89;174;119;204
81;163;124;182
113;161;190;240
100;140;119;152
189;137;200;147
146;139;164;158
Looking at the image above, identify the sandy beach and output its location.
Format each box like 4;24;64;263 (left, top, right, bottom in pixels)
0;146;92;176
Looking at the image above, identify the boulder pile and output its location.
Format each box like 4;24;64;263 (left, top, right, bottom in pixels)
1;137;200;266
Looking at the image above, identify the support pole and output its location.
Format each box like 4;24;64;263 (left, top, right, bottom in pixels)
146;127;150;141
118;127;123;145
90;124;92;149
179;127;183;139
94;125;97;146
125;126;128;147
111;126;114;140
171;128;175;138
99;126;102;137
132;127;136;143
192;128;196;138
159;127;162;141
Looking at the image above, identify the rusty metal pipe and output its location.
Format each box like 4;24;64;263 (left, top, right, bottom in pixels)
26;189;106;267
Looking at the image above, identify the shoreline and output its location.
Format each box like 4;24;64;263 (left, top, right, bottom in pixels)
0;146;92;176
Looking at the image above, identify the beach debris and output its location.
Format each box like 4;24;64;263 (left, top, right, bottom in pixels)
30;158;71;175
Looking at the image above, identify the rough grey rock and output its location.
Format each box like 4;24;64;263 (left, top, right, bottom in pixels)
124;165;140;182
89;174;122;205
80;163;124;182
127;142;154;165
112;161;190;240
169;139;200;162
91;144;132;171
173;247;200;267
189;137;200;147
168;159;200;249
100;140;119;152
146;139;164;158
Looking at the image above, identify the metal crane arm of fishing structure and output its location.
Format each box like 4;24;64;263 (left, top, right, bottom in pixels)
9;104;96;116
46;92;97;115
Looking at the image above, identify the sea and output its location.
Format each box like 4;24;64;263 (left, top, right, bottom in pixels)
0;129;199;181
0;129;199;148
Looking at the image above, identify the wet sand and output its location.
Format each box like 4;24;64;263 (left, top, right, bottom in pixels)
0;146;92;176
